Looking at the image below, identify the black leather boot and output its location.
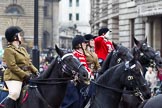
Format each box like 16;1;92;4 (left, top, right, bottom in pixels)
4;98;15;108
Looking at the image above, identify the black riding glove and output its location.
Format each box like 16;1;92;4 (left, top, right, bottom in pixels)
31;72;40;78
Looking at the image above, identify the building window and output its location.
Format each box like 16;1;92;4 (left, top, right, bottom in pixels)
69;13;72;21
44;6;48;17
5;4;24;15
69;0;72;7
76;0;79;7
76;13;79;21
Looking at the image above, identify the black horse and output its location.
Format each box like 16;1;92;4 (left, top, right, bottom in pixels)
133;37;162;74
90;57;151;108
0;45;89;108
119;37;162;108
97;42;148;108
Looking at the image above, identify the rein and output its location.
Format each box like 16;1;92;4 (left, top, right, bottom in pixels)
91;80;145;102
90;80;135;94
29;77;72;85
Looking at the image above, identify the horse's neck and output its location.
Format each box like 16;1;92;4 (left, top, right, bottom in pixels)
37;62;69;107
93;64;124;108
92;88;122;108
100;51;114;73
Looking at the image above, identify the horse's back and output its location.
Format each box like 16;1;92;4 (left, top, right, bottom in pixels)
143;94;162;108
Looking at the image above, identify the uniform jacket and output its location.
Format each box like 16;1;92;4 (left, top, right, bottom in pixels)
84;49;100;73
73;50;92;76
94;36;113;60
3;44;38;81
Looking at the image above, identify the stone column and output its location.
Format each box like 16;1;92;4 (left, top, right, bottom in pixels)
153;17;161;49
94;25;99;35
145;21;151;45
143;17;151;45
52;1;59;47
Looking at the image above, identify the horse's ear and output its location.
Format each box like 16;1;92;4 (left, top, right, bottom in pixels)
133;37;140;47
144;37;147;43
112;41;118;50
55;44;64;57
132;47;138;60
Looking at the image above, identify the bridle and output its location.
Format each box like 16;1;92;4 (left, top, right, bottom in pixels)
137;43;158;67
91;61;146;102
124;61;146;102
58;53;83;78
113;47;133;64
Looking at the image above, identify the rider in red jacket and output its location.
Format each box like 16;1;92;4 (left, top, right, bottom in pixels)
94;28;114;66
72;35;93;78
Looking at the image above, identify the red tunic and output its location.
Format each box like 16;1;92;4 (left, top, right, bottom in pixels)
73;50;93;76
94;36;113;60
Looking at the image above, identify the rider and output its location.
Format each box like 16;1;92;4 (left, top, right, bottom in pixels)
72;35;93;78
84;34;100;78
94;27;114;66
61;35;92;108
3;26;38;108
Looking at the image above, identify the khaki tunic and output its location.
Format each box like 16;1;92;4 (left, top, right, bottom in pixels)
84;49;100;73
3;45;38;81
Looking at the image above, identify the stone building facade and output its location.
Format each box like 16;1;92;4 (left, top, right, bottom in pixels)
59;0;91;49
0;0;60;53
90;0;162;54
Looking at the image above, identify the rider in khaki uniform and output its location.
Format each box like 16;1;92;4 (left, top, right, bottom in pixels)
3;26;38;108
84;34;101;78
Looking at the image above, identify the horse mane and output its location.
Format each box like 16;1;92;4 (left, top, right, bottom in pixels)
97;62;124;83
38;57;57;79
99;51;114;74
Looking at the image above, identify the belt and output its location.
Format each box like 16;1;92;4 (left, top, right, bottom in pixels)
20;66;30;71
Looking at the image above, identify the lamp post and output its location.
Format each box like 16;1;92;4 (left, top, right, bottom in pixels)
32;0;39;70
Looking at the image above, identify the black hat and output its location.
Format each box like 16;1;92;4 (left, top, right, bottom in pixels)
84;34;95;41
98;27;111;36
5;26;22;42
72;35;87;49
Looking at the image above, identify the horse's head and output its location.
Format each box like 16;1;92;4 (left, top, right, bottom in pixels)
112;42;133;63
134;37;162;68
100;42;133;74
55;45;89;82
122;58;151;100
